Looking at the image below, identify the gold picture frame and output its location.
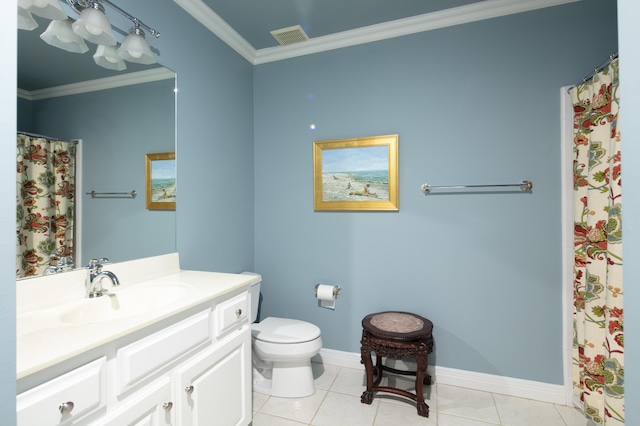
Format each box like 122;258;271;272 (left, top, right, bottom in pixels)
313;134;398;211
145;152;176;210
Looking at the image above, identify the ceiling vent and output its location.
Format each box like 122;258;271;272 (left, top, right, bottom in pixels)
270;25;309;46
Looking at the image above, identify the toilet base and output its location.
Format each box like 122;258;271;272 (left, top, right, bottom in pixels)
253;359;316;398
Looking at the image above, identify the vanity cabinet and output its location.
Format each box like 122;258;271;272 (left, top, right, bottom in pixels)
17;287;252;426
16;358;107;425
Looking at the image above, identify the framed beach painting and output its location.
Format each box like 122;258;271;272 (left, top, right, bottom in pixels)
145;152;176;210
313;134;398;211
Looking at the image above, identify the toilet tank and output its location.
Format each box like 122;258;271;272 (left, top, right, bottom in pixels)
241;272;261;323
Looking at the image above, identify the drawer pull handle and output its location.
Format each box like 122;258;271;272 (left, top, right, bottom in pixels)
59;401;74;415
185;385;194;395
163;402;173;412
235;309;242;317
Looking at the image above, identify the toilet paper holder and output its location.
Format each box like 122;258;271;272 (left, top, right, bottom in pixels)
314;283;341;297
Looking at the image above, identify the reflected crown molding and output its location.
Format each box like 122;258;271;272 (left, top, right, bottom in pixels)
18;67;175;101
174;0;580;65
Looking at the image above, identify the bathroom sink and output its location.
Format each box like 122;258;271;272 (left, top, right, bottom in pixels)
60;282;192;324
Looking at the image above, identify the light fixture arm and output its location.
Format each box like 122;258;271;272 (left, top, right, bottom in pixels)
65;0;160;38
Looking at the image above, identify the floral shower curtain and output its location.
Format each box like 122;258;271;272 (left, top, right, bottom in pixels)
16;134;76;278
570;57;623;425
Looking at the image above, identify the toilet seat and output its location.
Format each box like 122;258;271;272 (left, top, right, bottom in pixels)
252;317;321;343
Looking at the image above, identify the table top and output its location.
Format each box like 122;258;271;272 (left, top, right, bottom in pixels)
362;311;433;341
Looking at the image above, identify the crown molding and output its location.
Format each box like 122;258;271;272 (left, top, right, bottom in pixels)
254;0;581;64
172;0;256;63
18;68;175;101
174;0;580;65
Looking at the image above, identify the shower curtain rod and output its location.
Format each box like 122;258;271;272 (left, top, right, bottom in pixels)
18;131;78;144
580;52;618;84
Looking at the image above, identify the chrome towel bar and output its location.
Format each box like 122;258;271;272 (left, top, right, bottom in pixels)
87;190;137;198
421;180;532;194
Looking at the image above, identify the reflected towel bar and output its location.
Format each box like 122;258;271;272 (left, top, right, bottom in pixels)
421;181;532;194
87;190;137;198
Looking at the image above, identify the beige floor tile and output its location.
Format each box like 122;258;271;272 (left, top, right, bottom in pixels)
311;392;378;426
251;363;592;426
330;366;368;396
252;391;269;412
258;389;327;424
437;413;500;425
312;362;340;391
493;394;567;426
555;404;590;426
437;385;501;424
251;412;308;425
377;373;436;408
374;400;436;425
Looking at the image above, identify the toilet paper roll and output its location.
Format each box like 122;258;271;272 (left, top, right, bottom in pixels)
316;284;338;310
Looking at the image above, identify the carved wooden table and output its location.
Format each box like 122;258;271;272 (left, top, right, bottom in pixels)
360;311;434;417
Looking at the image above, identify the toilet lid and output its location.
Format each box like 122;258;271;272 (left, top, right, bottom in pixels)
252;317;321;343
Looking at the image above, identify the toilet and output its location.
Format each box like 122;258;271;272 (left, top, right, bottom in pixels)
243;272;322;398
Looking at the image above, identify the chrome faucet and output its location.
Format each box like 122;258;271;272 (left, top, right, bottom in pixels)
43;253;75;275
85;258;120;298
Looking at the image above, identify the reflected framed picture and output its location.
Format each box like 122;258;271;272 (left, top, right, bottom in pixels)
145;152;176;210
313;134;398;211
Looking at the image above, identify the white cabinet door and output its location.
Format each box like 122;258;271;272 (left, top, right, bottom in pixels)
95;378;173;426
174;328;251;426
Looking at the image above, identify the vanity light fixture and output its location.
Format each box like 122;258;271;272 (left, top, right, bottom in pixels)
118;25;156;65
40;18;89;54
23;0;67;21
71;1;117;46
93;44;126;71
69;0;160;64
18;0;39;31
18;0;160;70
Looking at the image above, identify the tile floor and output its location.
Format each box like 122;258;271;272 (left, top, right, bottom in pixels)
251;363;590;426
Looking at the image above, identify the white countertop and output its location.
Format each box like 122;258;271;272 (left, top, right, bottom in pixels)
16;254;258;380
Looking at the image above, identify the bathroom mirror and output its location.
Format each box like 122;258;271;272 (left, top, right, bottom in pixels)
17;15;177;278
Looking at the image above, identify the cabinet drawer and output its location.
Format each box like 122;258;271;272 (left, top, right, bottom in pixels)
215;292;249;336
17;357;106;426
116;309;211;395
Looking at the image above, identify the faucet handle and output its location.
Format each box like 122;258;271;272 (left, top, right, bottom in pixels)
86;258;110;270
50;253;74;268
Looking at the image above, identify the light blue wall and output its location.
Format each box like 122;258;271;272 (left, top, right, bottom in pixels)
618;0;639;423
31;79;176;264
137;0;256;273
254;0;617;385
17;97;32;132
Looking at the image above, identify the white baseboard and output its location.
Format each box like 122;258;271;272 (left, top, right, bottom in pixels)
313;348;566;406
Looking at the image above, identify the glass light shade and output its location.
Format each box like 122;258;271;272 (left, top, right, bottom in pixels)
93;45;126;71
18;5;39;31
118;29;156;65
72;6;117;46
26;0;67;20
40;19;89;54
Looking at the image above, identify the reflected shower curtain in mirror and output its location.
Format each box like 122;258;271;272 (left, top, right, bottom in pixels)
570;57;623;425
16;134;76;278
